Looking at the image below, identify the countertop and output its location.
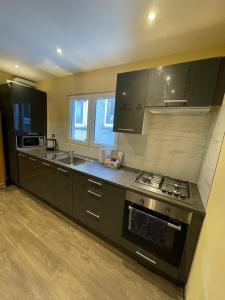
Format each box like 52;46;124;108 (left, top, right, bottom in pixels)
17;147;205;215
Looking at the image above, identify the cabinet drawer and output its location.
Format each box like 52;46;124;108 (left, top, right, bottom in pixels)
84;207;103;233
87;177;104;192
85;190;104;212
120;237;179;279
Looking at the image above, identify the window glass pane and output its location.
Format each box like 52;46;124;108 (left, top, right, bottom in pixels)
105;99;115;126
93;97;115;146
75;101;84;124
70;98;88;142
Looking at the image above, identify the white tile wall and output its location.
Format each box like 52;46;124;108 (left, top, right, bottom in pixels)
48;112;212;184
197;103;225;207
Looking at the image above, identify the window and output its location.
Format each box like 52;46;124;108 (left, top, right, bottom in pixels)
68;93;116;147
69;97;89;142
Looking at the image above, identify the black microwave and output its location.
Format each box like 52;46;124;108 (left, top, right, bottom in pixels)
17;136;44;148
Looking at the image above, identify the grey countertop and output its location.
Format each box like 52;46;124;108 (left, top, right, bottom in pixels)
17;147;205;216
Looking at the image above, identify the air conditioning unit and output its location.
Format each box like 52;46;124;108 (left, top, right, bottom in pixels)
13;77;37;88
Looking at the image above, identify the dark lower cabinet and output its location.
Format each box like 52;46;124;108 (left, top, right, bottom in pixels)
38;161;55;206
73;173;125;244
18;152;41;195
54;166;73;216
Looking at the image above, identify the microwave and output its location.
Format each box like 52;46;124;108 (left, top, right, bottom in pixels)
17;136;44;148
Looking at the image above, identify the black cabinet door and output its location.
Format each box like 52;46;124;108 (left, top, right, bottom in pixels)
54;166;73;216
147;62;192;107
18;153;41;195
12;83;47;136
188;58;221;106
147;58;221;107
101;183;125;243
114;70;149;134
38;161;55;206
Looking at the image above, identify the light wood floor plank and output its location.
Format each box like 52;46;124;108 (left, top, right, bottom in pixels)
0;186;183;300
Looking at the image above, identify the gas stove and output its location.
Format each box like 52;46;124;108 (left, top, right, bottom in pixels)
133;171;192;203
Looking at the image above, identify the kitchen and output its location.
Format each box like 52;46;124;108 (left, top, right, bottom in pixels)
0;1;225;299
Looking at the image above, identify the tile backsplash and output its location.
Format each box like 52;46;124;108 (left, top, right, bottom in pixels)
48;112;212;184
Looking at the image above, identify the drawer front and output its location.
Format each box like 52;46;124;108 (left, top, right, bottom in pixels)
85;189;104;212
84;206;103;233
120;237;179;279
87;177;104;193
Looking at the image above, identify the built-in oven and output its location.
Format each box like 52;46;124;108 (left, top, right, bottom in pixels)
17;135;44;148
122;191;192;268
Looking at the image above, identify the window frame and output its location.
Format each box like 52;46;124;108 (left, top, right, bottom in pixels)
67;92;117;148
74;100;88;128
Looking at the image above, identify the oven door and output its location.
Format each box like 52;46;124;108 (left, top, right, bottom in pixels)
122;201;188;267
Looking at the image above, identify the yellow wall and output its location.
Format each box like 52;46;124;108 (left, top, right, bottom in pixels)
39;44;225;125
0;71;12;82
186;136;225;300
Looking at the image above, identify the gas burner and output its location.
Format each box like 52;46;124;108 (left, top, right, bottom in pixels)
135;172;163;189
160;177;190;200
133;172;191;203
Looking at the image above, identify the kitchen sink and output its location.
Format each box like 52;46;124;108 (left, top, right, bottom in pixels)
56;156;87;166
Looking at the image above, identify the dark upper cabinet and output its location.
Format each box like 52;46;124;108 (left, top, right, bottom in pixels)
54;166;73;216
113;69;149;134
147;57;223;107
12;83;47;136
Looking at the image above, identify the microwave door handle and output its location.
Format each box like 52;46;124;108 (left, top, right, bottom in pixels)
167;222;182;231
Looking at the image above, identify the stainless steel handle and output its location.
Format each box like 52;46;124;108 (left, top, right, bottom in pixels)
118;128;134;132
18;153;26;158
29;157;37;162
86;210;100;219
41;162;51;167
57;168;68;174
136;251;156;265
88;190;102;198
167;222;182;231
163;100;187;104
88;179;102;186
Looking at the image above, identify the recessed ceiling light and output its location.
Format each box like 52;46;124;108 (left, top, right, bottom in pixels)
148;12;156;21
14;64;19;69
166;76;171;81
171;89;175;93
56;48;63;55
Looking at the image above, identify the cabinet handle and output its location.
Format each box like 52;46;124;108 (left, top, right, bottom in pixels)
118;128;134;132
167;222;182;231
57;168;68;174
88;190;102;198
164;100;187;104
29;157;37;162
18;153;26;158
88;179;102;186
86;210;100;220
41;162;51;167
136;251;156;265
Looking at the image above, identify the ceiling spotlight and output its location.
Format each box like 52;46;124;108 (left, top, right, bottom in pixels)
166;76;171;81
148;12;156;21
56;48;63;55
14;64;19;69
171;90;175;93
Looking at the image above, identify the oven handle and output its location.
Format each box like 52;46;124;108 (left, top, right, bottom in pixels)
128;205;182;231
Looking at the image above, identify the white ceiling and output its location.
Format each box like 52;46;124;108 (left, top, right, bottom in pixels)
0;0;225;81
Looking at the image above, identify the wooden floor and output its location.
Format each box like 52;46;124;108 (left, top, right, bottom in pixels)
0;186;183;300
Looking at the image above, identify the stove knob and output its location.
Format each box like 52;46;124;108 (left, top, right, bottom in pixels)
180;194;186;199
167;190;172;195
173;191;179;197
161;188;166;193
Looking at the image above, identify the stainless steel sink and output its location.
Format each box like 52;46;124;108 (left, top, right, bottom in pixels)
57;156;87;166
